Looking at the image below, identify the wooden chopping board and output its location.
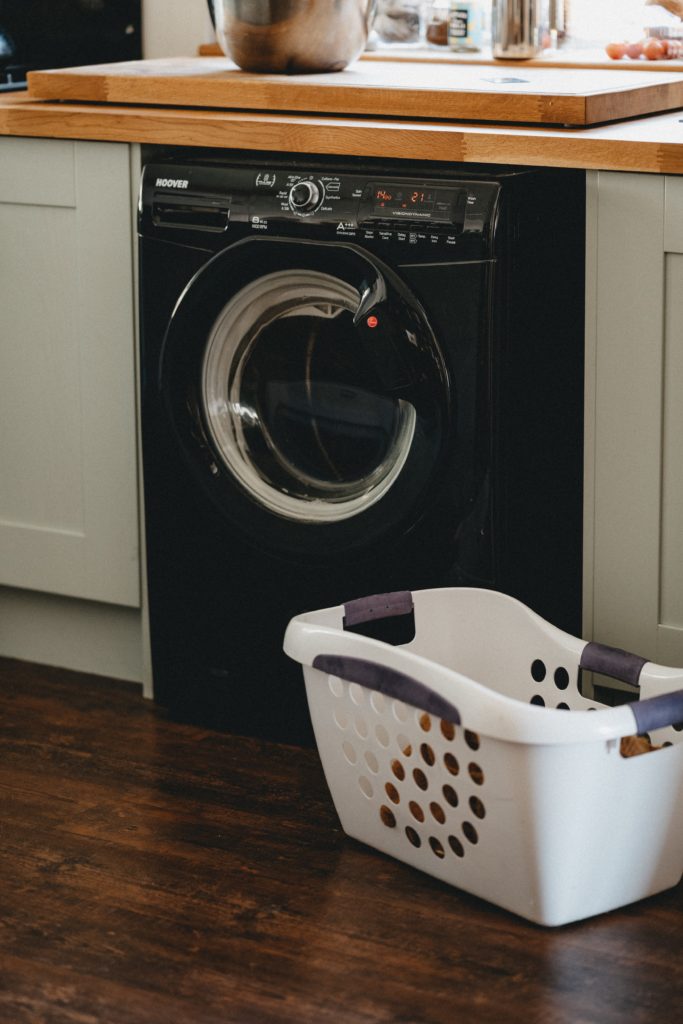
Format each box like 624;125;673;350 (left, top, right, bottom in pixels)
27;56;683;126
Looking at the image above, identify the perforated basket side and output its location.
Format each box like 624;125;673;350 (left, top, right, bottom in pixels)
304;665;683;926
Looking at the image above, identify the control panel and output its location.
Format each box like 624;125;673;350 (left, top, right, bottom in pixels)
142;163;501;259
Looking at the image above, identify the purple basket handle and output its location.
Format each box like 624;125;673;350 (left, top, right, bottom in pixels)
579;641;648;687
312;654;461;725
580;641;683;732
629;691;683;734
343;591;413;629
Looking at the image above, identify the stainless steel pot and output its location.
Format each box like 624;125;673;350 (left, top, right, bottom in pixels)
491;0;541;60
208;0;377;74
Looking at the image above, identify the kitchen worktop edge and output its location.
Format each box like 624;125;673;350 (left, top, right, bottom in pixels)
1;93;682;175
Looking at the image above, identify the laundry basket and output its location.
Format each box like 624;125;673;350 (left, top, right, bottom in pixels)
283;587;683;926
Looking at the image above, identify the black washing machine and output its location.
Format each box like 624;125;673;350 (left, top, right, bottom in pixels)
138;153;585;744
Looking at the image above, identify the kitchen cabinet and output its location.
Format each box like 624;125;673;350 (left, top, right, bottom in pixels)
0;137;144;681
1;123;681;685
585;170;683;667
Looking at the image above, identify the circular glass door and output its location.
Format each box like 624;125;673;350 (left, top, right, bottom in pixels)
201;269;417;522
161;238;449;550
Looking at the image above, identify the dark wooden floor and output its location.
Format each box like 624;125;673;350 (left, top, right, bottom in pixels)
1;658;683;1024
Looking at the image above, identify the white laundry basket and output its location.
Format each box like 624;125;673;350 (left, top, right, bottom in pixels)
284;587;683;926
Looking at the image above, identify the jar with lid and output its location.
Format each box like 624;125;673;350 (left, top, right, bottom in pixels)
448;1;484;52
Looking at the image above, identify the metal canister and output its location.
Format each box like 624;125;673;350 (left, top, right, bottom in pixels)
491;0;541;59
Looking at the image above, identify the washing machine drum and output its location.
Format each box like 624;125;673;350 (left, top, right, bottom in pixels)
161;237;451;557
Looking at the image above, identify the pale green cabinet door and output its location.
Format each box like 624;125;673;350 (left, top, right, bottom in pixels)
585;171;683;667
0;138;139;607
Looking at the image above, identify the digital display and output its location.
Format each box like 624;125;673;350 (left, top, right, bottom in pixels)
373;186;436;214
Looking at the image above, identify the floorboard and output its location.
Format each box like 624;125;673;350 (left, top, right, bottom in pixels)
1;657;682;1023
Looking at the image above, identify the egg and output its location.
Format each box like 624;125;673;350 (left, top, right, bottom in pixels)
643;37;666;60
626;40;644;59
605;41;628;59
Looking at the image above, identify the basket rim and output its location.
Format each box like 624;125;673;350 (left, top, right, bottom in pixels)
284;587;683;747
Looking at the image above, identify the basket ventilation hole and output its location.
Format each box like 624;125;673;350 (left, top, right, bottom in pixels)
554;667;570;691
364;751;380;774
349;683;365;706
462;821;479;844
429;837;445;859
464;730;480;751
462;819;479;843
531;659;546;683
329;676;344;698
393;700;408;722
385;782;400;804
342;741;357;765
354;715;369;739
333;708;349;730
530;694;545;707
419;712;432;732
440;719;456;741
413;768;429;791
444;752;460;776
442;784;459;807
469;796;486;819
448;835;465;858
375;724;390;748
370;692;386;713
430;801;446;824
397;734;412;757
391;758;406;781
380;805;396;828
405;826;421;848
358;776;373;798
409;801;425;822
673;722;683;733
468;762;484;785
557;702;570;711
420;743;436;766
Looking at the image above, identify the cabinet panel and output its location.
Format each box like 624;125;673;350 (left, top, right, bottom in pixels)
0;206;83;531
0;139;139;607
588;171;664;660
664;177;683;254
0;137;76;207
587;171;683;669
660;253;683;630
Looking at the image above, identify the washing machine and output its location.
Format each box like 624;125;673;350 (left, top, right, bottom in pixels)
138;153;585;744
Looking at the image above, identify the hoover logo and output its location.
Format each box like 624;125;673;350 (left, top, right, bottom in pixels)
155;177;190;189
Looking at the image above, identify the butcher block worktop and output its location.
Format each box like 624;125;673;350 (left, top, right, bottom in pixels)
1;56;683;173
3;89;683;175
26;56;683;127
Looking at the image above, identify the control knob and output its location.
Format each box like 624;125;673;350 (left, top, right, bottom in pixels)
289;179;323;214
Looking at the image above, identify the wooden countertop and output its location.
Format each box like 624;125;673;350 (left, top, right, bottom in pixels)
3;657;683;1024
26;57;683;127
2;90;683;174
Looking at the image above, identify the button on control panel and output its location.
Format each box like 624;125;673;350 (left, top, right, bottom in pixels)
288;179;324;215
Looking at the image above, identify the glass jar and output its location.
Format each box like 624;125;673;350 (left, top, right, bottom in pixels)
374;1;425;47
426;1;450;46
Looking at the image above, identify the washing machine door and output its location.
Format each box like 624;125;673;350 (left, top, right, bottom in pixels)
160;237;450;558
